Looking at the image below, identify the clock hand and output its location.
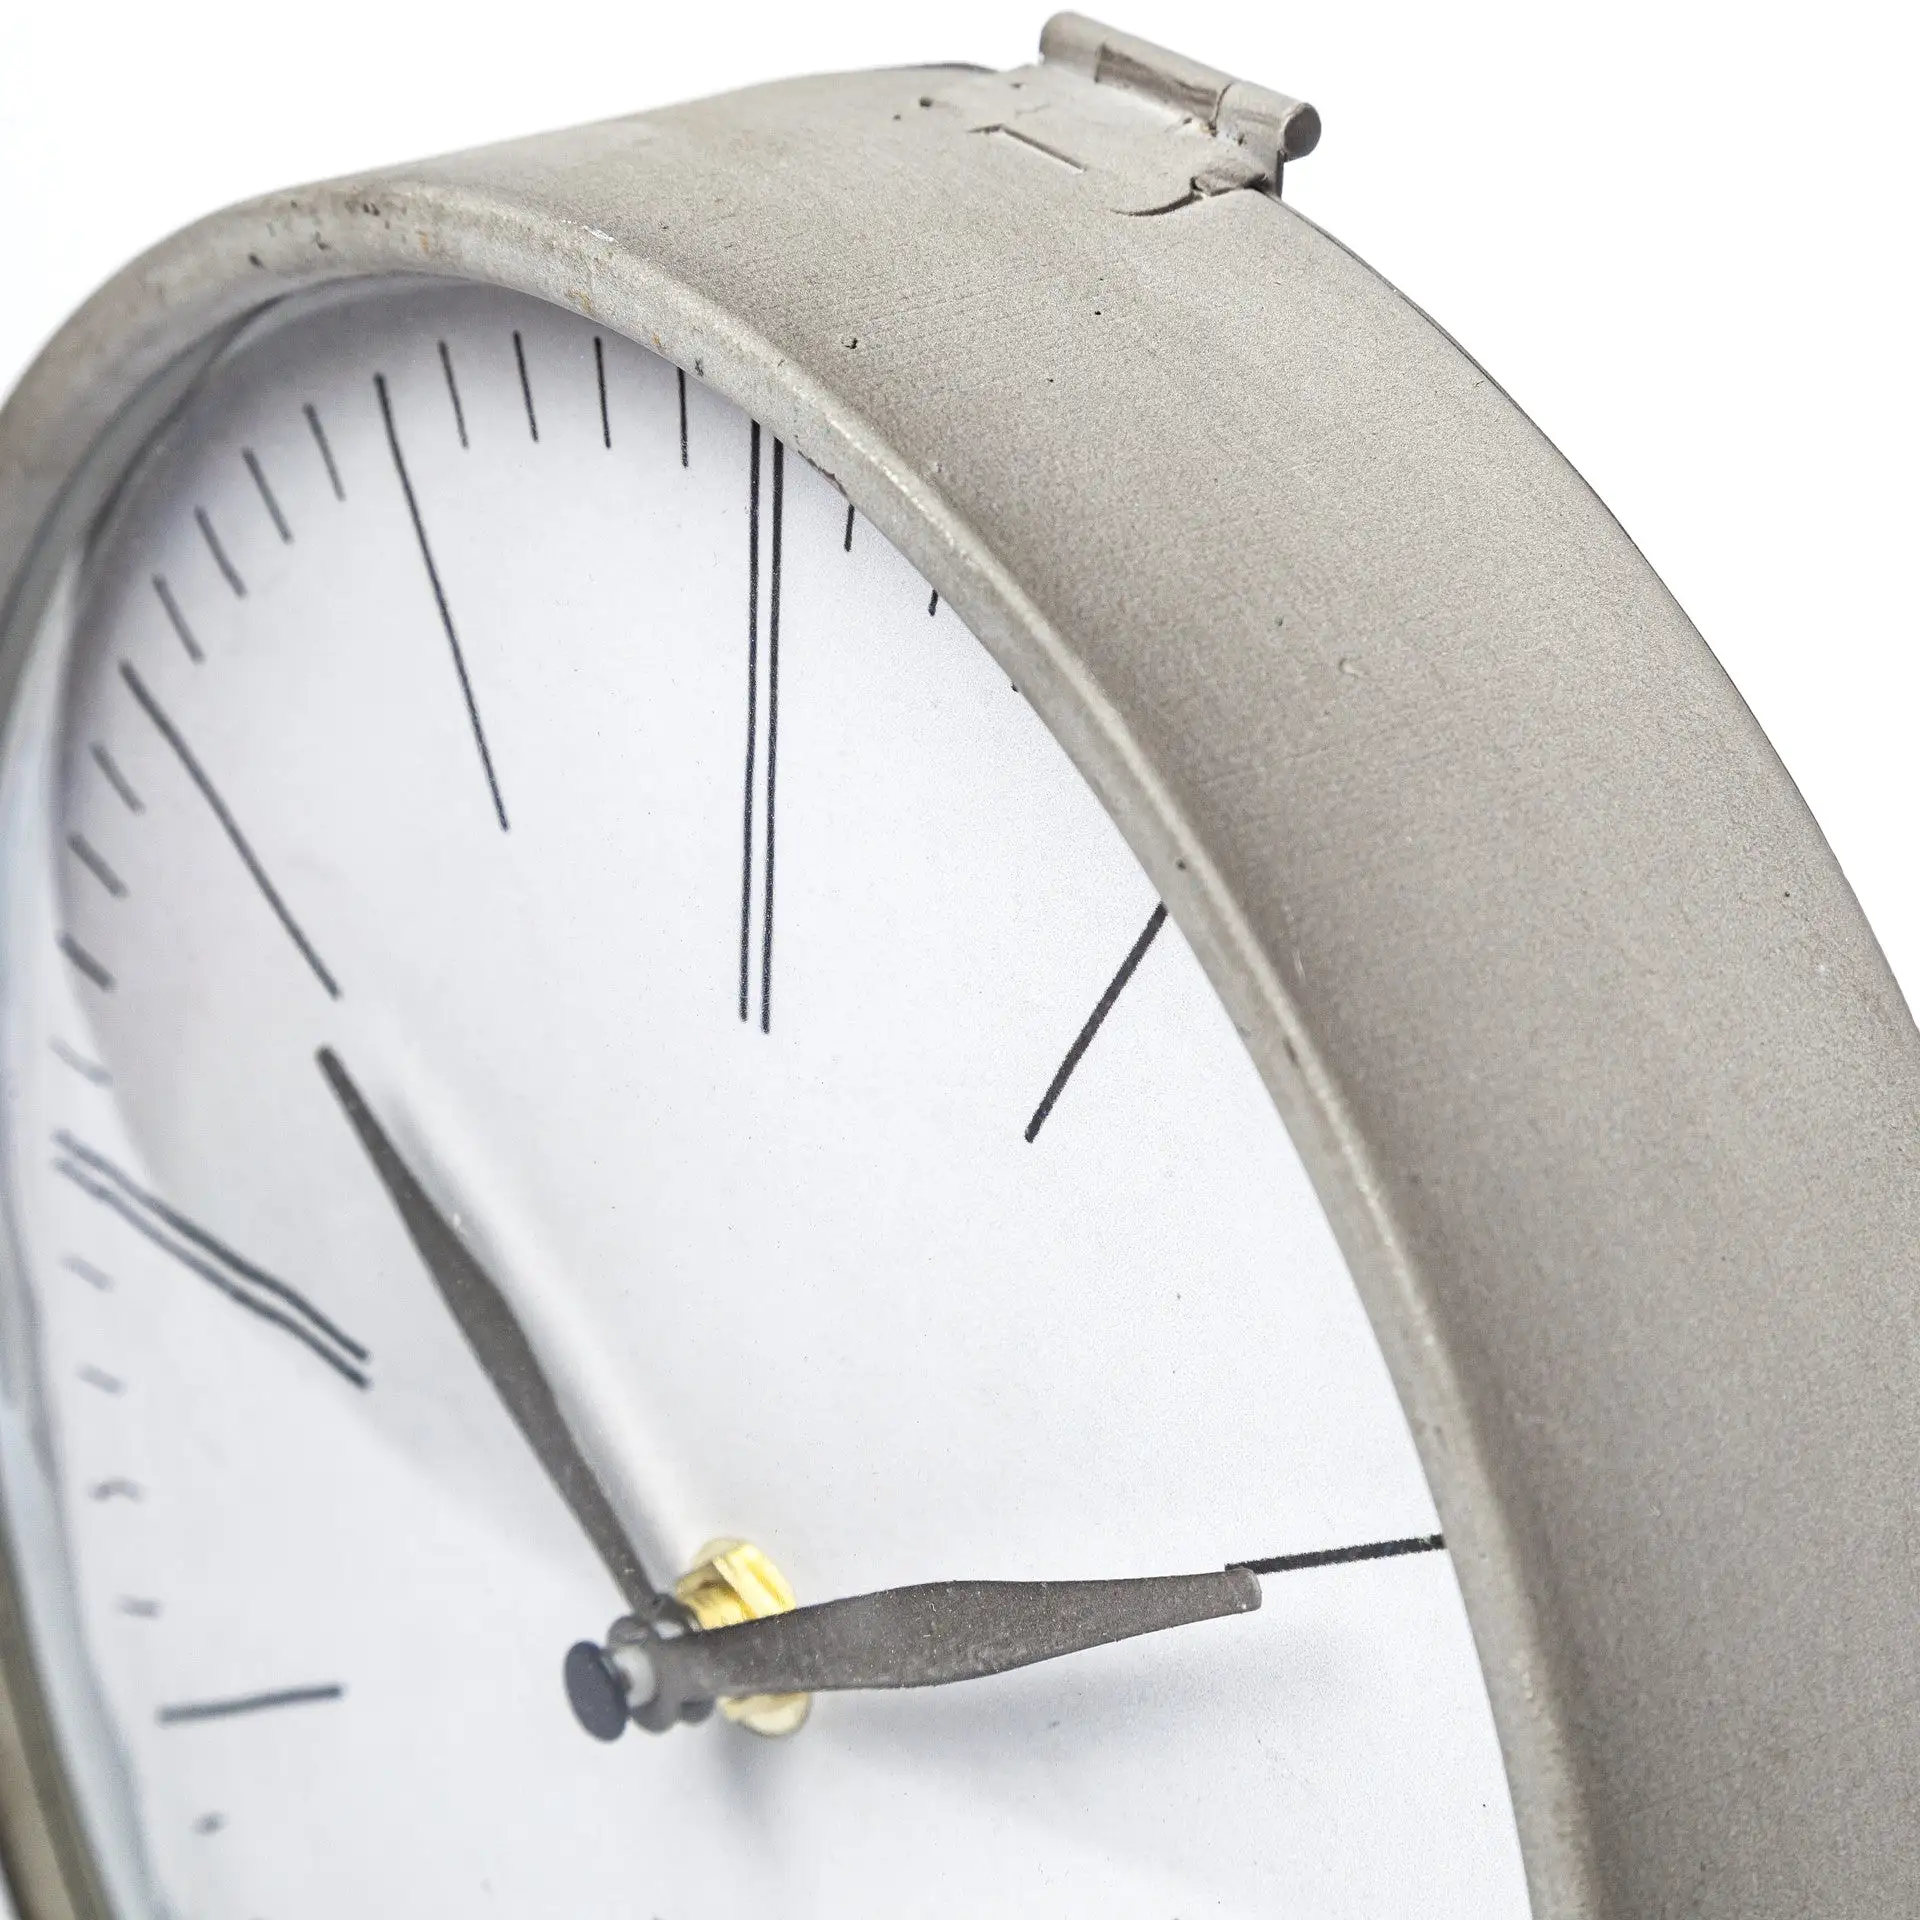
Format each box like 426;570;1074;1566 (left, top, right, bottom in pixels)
316;1047;662;1615
572;1565;1260;1737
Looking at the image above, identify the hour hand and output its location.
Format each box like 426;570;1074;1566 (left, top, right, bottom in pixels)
575;1565;1260;1736
316;1047;661;1615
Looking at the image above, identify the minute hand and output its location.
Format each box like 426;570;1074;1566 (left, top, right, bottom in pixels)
316;1047;661;1614
622;1567;1260;1728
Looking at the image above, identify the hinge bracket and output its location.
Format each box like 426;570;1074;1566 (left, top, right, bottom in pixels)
1038;13;1322;192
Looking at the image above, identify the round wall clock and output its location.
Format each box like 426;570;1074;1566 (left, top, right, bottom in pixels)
0;13;1913;1918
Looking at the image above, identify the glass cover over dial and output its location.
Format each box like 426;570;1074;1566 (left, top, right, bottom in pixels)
0;281;1529;1915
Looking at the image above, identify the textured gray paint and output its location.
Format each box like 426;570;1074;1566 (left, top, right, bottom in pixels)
1;48;1916;1920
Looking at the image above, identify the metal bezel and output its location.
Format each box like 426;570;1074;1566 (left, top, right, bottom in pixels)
1;40;1916;1920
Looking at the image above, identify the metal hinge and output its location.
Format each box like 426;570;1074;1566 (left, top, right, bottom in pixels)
1038;13;1321;194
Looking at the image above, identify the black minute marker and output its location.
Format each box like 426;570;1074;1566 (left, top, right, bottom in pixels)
51;1038;110;1086
304;402;346;499
151;576;202;664
437;342;469;449
194;507;246;597
120;661;342;995
374;374;508;831
91;741;144;813
1025;903;1168;1142
761;438;783;1034
513;329;539;440
67;832;127;900
738;422;761;1022
55;1131;369;1370
242;449;292;543
58;933;113;994
158;1684;343;1725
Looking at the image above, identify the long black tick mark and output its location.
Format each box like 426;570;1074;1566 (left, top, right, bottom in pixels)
68;832;127;900
677;368;689;467
55;1137;370;1389
375;374;507;831
438;342;469;449
1237;1533;1446;1577
928;589;939;617
304;403;346;499
594;336;610;447
152;576;202;664
157;1684;344;1726
58;934;113;994
242;450;292;543
194;508;245;597
513;330;539;441
844;503;855;552
737;429;784;1032
739;422;761;1023
762;439;783;1035
92;742;144;813
120;662;341;996
1024;903;1169;1143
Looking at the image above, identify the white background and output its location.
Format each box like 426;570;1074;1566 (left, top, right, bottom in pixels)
3;0;1915;1003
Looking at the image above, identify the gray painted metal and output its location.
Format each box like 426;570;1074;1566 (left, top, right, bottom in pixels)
609;1567;1263;1733
0;22;1915;1920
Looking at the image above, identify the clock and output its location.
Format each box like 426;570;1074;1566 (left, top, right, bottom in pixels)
0;13;1912;1918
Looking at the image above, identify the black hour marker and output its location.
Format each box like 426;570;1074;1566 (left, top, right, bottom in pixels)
78;1364;123;1395
51;1039;110;1086
763;439;783;1034
677;368;689;467
1237;1533;1446;1577
151;575;202;664
54;1132;370;1388
928;589;939;616
89;1478;142;1502
120;662;342;996
374;374;508;832
194;507;246;597
513;329;539;440
58;933;113;993
1024;902;1168;1142
91;741;144;813
304;402;346;499
192;1813;224;1835
62;1254;114;1291
67;831;127;900
242;449;292;543
437;341;469;449
739;422;761;1023
843;502;855;552
157;1683;343;1726
117;1596;162;1619
738;428;784;1031
594;336;610;447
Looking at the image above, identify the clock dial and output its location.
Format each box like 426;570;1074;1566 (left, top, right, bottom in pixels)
0;280;1529;1914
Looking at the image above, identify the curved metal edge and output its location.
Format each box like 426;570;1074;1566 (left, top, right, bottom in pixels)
0;93;1597;1920
0;1533;109;1920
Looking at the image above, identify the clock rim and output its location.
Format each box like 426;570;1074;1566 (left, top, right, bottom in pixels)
1;60;1915;1920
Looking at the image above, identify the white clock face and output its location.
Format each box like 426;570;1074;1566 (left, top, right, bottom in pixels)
0;280;1529;1916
